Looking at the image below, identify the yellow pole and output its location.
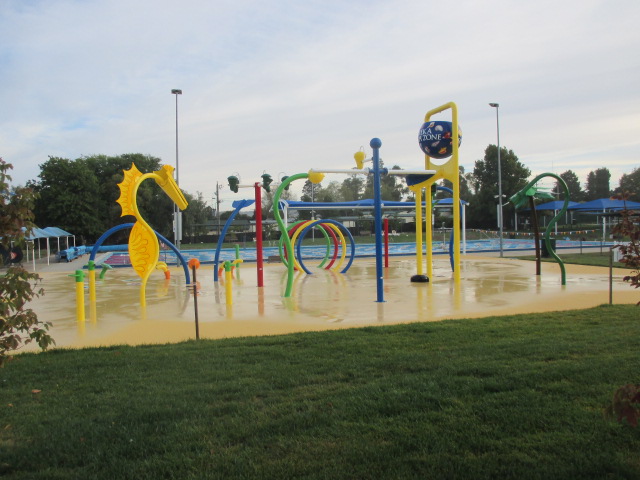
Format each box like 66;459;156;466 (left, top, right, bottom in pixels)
451;104;461;283
69;270;85;323
414;188;423;276
76;281;85;322
140;283;146;308
423;101;461;282
426;186;433;279
224;262;233;305
87;261;97;325
90;301;97;325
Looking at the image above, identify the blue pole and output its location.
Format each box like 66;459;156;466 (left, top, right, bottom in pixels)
213;199;254;282
371;138;385;302
88;223;191;285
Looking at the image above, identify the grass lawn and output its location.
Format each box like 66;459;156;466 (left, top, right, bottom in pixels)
2;305;640;479
515;251;629;269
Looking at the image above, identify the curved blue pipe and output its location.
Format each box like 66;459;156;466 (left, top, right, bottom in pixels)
371;138;384;303
295;219;356;274
89;223;190;284
213;199;255;282
434;185;463;272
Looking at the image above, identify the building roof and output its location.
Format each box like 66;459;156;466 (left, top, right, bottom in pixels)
23;226;74;240
570;198;640;211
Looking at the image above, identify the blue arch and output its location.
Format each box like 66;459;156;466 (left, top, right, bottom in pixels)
89;223;190;284
213;199;255;282
434;185;463;272
296;219;356;275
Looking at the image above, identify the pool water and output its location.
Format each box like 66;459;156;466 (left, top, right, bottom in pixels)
103;239;610;266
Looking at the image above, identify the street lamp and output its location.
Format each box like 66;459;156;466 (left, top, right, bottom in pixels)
489;102;503;257
214;181;224;238
171;88;182;249
311;182;315;241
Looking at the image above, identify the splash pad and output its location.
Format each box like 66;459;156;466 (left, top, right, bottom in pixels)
25;255;637;351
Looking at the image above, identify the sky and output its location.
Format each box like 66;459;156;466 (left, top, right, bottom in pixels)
2;0;639;212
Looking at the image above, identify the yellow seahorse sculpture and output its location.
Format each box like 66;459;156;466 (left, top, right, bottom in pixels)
117;163;188;307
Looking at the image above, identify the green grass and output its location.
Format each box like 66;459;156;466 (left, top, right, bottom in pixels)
515;251;629;268
2;305;640;479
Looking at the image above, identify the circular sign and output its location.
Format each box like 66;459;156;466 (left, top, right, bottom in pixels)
418;121;462;159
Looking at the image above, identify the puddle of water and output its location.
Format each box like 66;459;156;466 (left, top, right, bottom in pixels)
26;256;636;350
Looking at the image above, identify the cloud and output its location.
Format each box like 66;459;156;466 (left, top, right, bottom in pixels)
1;0;639;210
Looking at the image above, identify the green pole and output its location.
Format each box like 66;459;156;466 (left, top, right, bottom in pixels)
511;173;570;285
234;244;241;280
272;173;308;297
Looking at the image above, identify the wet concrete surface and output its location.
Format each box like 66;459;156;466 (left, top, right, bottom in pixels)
23;254;638;350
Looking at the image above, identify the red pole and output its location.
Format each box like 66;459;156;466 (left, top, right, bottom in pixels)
384;218;389;268
254;183;264;287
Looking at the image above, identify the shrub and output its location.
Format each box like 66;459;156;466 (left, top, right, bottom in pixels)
0;158;54;366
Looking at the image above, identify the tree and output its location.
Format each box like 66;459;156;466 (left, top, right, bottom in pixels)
340;176;365;202
31;154;175;244
81;153;174;242
468;145;531;229
82;153;167;235
316;180;341;203
616;168;640;202
300;179;316;203
299;179;320;220
556;170;584;202
316;181;344;217
585;167;611;200
611;193;640;302
261;187;296;220
362;163;408;201
0;158;54;366
441;166;472;202
182;191;213;243
31;157;104;242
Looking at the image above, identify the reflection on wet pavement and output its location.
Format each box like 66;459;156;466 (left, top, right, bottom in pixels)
27;256;637;350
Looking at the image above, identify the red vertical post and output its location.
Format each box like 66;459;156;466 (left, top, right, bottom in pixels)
254;183;264;287
384;217;389;268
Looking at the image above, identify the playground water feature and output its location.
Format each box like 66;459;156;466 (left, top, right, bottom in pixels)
29;101;629;351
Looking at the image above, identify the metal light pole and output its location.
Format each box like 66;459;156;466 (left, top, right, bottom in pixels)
311;182;315;242
214;181;223;238
172;88;182;249
489;102;503;257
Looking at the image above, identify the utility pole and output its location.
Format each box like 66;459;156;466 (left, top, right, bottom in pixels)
489;102;503;257
171;88;182;249
214;182;224;237
311;182;315;241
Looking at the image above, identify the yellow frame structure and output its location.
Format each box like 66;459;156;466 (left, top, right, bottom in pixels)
410;102;461;282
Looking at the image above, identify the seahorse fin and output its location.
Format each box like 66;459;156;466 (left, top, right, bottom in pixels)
117;163;143;217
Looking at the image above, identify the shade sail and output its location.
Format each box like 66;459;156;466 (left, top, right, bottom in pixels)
42;226;73;237
571;198;640;211
279;198;467;210
23;227;55;240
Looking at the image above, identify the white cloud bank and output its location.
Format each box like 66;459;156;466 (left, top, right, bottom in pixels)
2;0;639;208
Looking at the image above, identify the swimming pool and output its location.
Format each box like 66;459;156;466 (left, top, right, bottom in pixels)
102;239;611;266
